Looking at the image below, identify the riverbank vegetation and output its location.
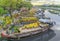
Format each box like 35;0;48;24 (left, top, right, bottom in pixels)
49;9;60;16
0;0;33;16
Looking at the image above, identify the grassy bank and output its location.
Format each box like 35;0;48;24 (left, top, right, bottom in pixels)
49;10;60;15
49;10;59;14
39;5;60;8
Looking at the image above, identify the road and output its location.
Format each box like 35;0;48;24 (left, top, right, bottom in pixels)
12;10;60;41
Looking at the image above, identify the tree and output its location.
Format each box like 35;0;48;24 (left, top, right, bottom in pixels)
0;0;21;12
0;0;11;9
0;0;32;15
0;7;8;15
29;8;37;16
19;1;32;10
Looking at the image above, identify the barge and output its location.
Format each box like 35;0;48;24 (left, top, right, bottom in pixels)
1;23;49;39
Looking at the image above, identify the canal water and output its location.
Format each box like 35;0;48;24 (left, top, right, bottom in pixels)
44;10;60;41
17;29;56;41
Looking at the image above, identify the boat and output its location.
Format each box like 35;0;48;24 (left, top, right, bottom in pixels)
1;23;49;39
0;9;53;40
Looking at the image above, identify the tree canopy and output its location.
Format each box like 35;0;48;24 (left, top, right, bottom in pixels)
0;0;33;15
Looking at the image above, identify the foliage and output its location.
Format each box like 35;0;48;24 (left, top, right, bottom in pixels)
19;1;32;10
21;17;38;22
20;7;29;16
29;8;37;16
0;7;8;15
23;22;39;29
39;5;60;8
1;16;12;29
10;25;20;33
0;0;32;14
5;16;12;24
49;10;59;14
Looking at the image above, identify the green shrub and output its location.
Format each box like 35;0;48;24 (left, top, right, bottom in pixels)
0;7;8;15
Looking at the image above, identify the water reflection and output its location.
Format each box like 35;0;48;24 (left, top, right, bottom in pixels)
14;29;56;41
